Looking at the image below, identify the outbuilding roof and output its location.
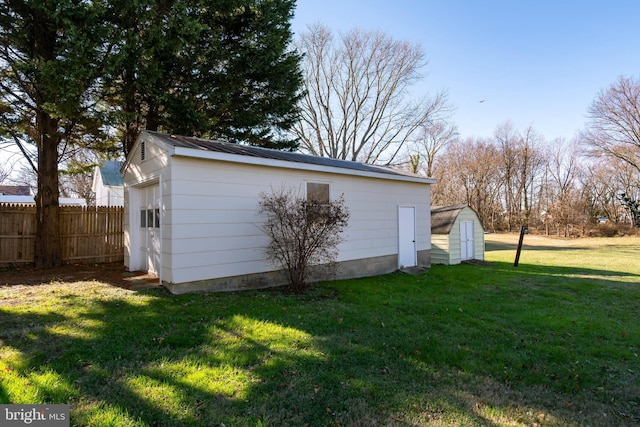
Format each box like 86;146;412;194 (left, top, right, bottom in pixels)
143;131;430;181
431;205;469;234
97;161;124;187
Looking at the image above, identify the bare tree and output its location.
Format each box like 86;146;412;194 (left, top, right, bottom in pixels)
519;125;545;226
545;140;583;236
258;187;350;292
413;120;458;177
433;138;501;231
0;162;8;184
59;150;101;205
294;24;449;165
582;75;640;227
582;75;640;173
494;121;522;231
492;122;546;230
581;158;631;224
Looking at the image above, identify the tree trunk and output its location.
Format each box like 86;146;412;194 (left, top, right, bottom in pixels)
34;110;62;268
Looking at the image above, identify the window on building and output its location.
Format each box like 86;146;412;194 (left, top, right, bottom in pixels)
140;208;160;228
306;182;330;204
306;182;330;221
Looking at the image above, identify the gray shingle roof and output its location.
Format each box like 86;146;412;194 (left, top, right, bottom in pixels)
146;131;421;179
431;205;468;234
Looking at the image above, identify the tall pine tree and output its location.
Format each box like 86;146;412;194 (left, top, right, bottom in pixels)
0;0;109;267
104;0;303;156
1;0;302;267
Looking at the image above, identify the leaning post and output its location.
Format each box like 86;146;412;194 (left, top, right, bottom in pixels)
513;225;528;267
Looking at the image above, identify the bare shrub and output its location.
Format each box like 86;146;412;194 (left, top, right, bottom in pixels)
586;223;639;237
258;188;350;292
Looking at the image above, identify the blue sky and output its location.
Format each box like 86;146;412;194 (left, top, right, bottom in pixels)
3;1;638;178
291;0;640;141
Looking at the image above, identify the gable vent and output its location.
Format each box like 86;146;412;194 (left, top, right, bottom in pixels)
140;140;146;161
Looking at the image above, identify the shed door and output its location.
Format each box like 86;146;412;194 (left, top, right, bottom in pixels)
140;184;161;276
460;220;474;261
398;206;417;268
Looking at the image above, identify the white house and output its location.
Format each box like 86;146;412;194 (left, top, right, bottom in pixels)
0;186;87;206
431;205;485;265
122;131;436;293
92;160;124;206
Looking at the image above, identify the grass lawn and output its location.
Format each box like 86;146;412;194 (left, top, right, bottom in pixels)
1;234;639;426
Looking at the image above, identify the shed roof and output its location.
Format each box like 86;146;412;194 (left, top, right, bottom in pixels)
98;161;124;187
431;205;469;234
142;131;431;182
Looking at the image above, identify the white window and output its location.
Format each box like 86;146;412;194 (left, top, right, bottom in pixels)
140;208;160;229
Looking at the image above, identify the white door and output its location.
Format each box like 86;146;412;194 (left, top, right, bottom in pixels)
398;206;417;268
460;220;474;260
140;184;161;276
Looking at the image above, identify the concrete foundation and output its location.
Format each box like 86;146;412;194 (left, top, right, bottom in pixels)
163;250;431;294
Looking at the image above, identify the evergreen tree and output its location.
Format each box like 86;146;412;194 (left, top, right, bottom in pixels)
105;0;303;155
1;0;302;267
0;0;110;267
618;191;640;227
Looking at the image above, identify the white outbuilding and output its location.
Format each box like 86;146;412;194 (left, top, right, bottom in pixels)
430;205;485;265
122;131;436;293
92;160;124;206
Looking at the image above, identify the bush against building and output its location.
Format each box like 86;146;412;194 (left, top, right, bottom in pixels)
258;188;350;292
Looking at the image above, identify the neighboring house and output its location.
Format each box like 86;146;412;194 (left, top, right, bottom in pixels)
0;185;86;206
431;205;485;265
0;185;32;204
92;161;124;206
0;185;31;196
122;131;436;294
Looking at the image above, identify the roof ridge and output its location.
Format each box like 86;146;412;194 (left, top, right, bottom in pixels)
144;130;427;180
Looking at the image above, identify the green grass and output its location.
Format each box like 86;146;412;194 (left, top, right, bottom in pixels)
1;234;639;426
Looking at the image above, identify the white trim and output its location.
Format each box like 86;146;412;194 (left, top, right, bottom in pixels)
128;176;161;277
398;205;417;268
304;179;332;200
460;220;474;261
122;132;436;185
158;175;163;283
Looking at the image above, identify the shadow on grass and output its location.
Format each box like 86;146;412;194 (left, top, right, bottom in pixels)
490;260;640;280
487;241;598;252
1;264;639;426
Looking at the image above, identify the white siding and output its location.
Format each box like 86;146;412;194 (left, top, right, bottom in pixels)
95;185;124;207
431;234;451;264
457;208;485;262
430;206;484;265
124;132;434;286
165;156;431;284
123;138;172;279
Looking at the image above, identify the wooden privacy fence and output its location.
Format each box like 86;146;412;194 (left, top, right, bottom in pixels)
0;204;124;265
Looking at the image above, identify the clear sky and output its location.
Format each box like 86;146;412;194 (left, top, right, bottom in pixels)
291;0;640;142
3;2;639;179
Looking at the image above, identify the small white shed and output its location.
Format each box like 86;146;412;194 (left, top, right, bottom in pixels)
92;161;124;206
122;131;436;293
431;205;484;265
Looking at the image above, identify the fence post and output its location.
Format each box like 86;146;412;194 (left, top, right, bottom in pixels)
514;225;528;267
